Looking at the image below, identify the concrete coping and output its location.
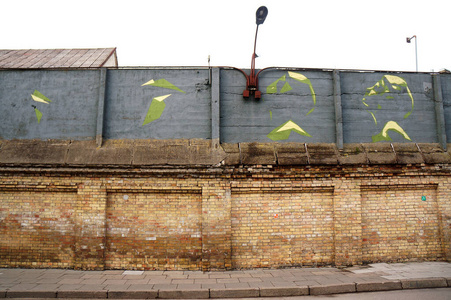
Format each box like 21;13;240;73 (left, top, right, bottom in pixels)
0;139;450;167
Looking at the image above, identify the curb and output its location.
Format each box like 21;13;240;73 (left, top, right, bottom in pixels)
1;278;450;299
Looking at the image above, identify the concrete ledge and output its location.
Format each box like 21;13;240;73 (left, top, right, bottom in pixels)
363;143;397;164
210;288;259;298
0;291;5;298
2;139;450;167
307;143;339;165
446;277;451;287
356;281;402;292
108;290;158;299
6;291;57;298
158;289;209;299
401;278;448;289
309;283;356;295
57;290;107;298
338;143;367;165
259;286;308;297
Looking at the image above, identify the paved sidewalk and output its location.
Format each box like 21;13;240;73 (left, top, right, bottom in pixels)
1;262;450;298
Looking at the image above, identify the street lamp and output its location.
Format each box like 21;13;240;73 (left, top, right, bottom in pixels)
243;6;268;99
406;35;418;72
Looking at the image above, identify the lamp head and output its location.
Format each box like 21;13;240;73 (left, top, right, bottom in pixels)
256;6;268;25
406;37;411;43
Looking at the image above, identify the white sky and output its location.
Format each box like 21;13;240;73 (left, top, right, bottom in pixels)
3;0;450;72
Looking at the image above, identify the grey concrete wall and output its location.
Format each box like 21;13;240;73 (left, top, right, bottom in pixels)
0;70;100;140
104;69;211;140
220;69;335;143
0;68;449;148
341;72;438;144
441;74;451;142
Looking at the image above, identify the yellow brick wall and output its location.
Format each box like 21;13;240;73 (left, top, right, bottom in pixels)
362;185;443;262
105;191;202;270
0;167;450;270
231;190;334;268
0;189;76;268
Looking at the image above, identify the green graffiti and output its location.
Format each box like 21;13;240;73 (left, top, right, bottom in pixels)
31;90;52;104
266;72;317;141
363;75;414;142
142;94;171;125
280;81;292;93
288;72;316;109
372;121;411;142
141;79;186;125
267;120;311;141
34;108;43;123
30;90;52;123
266;75;286;94
142;79;185;93
363;75;414;119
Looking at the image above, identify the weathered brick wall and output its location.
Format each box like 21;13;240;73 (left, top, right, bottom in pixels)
0;188;76;268
361;184;442;262
0;165;450;270
106;190;202;270
231;187;334;268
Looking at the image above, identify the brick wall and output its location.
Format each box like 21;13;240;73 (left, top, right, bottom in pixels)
0;165;450;270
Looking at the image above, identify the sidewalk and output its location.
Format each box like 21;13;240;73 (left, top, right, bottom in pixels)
1;262;450;298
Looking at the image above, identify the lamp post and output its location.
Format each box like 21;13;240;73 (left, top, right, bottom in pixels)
243;6;268;99
406;35;418;72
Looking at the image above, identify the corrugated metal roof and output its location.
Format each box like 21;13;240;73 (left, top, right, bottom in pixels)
0;48;118;69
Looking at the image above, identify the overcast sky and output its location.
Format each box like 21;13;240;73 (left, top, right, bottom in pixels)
3;0;450;72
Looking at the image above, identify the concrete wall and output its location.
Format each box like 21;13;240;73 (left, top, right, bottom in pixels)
1;68;449;148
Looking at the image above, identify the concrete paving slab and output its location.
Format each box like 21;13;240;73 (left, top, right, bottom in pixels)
171;279;194;285
79;284;106;291
126;279;150;285
103;279;128;285
238;277;262;283
105;284;131;291
224;282;250;289
200;283;226;290
216;278;239;284
30;284;61;291
7;283;38;291
208;274;231;279
80;279;106;285
58;278;84;284
126;284;155;291
175;284;202;290
195;279;218;284
247;281;273;288
271;281;298;287
57;284;84;291
152;284;177;291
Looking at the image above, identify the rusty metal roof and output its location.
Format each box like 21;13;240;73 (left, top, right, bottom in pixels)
0;48;118;69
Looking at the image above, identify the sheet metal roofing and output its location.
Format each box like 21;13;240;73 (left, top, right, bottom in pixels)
0;48;118;69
